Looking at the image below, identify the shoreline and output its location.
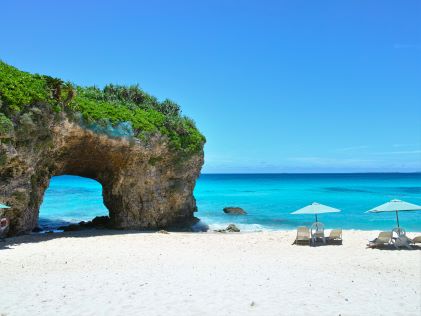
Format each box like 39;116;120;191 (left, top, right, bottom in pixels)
1;229;420;315
3;228;421;245
32;219;421;234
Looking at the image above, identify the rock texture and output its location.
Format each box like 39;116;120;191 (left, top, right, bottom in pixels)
0;106;204;236
223;207;247;215
215;224;240;233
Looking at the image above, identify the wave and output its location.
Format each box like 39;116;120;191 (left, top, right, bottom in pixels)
393;187;421;194
203;221;271;232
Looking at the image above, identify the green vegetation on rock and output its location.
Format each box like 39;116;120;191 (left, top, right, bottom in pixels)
0;112;14;136
0;61;205;155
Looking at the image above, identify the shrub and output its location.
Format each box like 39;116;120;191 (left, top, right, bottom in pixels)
0;112;14;136
0;62;49;112
0;61;205;155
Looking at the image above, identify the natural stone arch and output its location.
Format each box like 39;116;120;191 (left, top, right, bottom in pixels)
0;109;203;236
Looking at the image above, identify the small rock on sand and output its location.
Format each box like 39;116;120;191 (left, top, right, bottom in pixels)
215;224;240;233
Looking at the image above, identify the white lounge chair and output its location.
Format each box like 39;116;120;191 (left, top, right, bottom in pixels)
368;231;392;248
327;229;343;245
412;236;421;245
393;235;413;250
392;227;406;237
294;226;310;245
391;227;414;249
310;222;325;245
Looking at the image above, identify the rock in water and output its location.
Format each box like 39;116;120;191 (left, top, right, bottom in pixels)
226;224;240;232
32;226;43;233
223;207;247;215
58;224;80;232
91;216;110;228
215;224;240;233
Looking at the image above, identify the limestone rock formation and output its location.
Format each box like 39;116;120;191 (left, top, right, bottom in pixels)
0;109;203;235
0;62;205;236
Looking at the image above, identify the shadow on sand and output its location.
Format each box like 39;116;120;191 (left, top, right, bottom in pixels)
0;228;197;251
366;244;421;251
2;229;420;251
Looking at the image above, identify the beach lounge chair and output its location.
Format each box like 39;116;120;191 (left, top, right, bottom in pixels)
327;229;343;245
390;227;414;249
392;227;406;237
294;226;310;245
310;222;325;245
412;236;421;244
367;231;392;248
393;235;413;250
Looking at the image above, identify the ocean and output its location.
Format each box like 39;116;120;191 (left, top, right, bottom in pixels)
39;173;421;231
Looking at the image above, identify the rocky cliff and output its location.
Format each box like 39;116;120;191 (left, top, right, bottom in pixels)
0;62;205;236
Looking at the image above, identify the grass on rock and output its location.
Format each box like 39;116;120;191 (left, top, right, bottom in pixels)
0;61;205;155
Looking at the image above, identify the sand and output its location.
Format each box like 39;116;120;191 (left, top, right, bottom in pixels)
0;230;420;316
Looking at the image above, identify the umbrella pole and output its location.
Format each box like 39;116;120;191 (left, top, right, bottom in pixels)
395;210;400;228
315;214;318;222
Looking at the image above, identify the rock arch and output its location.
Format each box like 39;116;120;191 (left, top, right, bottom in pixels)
0;110;203;236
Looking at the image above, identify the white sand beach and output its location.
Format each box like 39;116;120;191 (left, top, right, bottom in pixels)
1;230;420;316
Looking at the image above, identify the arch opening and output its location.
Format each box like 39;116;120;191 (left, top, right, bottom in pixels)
38;175;109;231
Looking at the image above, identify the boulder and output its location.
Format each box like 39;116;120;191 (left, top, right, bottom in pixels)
59;224;80;232
58;216;113;231
215;224;240;233
226;224;240;232
91;216;110;228
32;226;43;233
223;207;247;215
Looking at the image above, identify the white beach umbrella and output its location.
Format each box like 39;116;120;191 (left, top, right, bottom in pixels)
0;203;10;209
367;199;421;228
291;202;341;222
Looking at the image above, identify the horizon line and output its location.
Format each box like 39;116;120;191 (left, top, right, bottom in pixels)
200;171;421;175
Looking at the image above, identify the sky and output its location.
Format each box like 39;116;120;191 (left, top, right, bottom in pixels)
1;0;420;173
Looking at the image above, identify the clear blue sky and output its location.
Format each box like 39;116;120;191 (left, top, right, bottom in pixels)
1;0;420;173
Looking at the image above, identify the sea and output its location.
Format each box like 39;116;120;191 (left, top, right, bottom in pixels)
39;173;421;232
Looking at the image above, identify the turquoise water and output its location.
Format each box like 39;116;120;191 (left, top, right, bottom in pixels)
38;176;108;229
39;173;421;231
